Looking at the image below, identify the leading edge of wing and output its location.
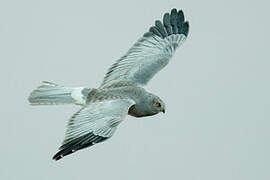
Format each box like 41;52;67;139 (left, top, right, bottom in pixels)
100;8;189;88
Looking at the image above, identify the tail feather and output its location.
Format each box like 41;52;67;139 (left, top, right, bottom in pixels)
28;81;91;105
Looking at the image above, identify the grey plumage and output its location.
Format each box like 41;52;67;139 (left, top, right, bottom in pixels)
28;81;91;105
100;8;188;87
155;20;167;38
149;26;162;38
163;13;173;36
28;8;189;160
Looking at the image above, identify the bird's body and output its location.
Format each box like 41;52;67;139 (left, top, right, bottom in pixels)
87;82;164;117
28;8;189;160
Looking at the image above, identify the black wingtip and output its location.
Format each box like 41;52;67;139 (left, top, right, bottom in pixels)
177;10;185;24
52;151;64;161
52;132;109;161
182;21;189;36
52;148;75;161
146;9;189;39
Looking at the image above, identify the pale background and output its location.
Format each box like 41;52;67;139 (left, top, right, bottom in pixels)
0;0;269;179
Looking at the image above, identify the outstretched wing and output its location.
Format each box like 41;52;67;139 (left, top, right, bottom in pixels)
53;98;135;160
100;9;189;88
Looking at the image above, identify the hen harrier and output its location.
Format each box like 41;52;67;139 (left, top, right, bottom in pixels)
28;8;189;160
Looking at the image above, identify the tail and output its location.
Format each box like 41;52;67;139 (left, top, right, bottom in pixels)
28;81;92;105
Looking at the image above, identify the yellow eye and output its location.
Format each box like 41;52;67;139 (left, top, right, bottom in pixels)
154;102;161;107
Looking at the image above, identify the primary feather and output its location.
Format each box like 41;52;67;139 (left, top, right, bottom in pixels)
100;8;189;88
53;98;135;160
28;8;189;160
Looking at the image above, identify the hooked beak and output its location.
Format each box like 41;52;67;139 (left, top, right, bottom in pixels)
161;106;166;113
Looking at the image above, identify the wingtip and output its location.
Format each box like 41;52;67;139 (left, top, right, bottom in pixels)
150;8;189;38
52;151;64;161
171;8;177;14
177;10;185;24
182;21;190;36
52;149;75;161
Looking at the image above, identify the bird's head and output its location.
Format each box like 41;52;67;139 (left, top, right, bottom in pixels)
152;96;166;114
128;93;166;117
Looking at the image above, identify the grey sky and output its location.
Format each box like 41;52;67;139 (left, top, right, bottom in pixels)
0;0;269;179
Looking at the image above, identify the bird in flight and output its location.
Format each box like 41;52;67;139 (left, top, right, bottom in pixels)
28;8;189;161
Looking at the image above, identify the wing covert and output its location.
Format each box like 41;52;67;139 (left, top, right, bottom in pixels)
53;98;135;160
100;9;189;88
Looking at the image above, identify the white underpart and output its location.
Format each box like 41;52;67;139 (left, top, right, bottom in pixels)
71;87;86;105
